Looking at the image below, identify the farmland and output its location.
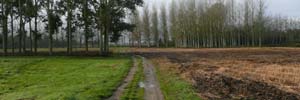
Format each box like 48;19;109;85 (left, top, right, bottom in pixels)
1;48;300;100
134;48;300;99
0;56;131;100
0;0;299;99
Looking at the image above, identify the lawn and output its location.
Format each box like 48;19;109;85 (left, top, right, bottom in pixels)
0;56;132;100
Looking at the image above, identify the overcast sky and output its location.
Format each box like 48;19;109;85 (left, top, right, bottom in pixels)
143;0;300;18
265;0;300;18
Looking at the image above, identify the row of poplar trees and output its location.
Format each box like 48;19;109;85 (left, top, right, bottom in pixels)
131;0;300;48
0;0;143;56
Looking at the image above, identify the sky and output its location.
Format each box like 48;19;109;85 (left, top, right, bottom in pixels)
143;0;300;19
265;0;300;18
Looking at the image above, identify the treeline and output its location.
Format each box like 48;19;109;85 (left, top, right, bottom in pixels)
0;0;143;56
130;0;300;48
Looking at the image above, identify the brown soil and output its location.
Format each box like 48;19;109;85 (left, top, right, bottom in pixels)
192;71;299;100
132;48;300;100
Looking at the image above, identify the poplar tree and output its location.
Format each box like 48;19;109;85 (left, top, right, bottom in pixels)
160;5;168;47
151;5;159;47
142;5;151;47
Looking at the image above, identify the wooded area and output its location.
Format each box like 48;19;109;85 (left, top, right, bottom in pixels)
0;0;143;56
1;0;300;99
131;0;300;48
1;0;300;56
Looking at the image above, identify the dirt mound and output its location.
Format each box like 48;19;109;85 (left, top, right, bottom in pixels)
192;71;300;100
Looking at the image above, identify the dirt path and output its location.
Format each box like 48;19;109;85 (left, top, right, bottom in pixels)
107;57;138;100
142;57;164;100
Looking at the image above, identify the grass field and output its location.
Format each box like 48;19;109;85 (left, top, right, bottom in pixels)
0;56;132;100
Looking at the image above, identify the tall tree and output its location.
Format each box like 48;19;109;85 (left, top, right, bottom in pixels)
77;0;95;54
96;0;143;55
63;0;74;55
10;0;16;54
24;0;35;53
46;0;53;55
33;0;41;54
40;0;62;55
169;0;178;47
142;5;151;47
151;5;159;47
130;11;142;47
67;0;72;54
17;0;26;53
1;0;9;55
160;5;168;47
255;0;266;47
58;0;76;55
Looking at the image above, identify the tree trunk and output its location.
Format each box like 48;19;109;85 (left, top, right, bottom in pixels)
11;12;14;54
84;0;88;54
100;24;109;56
47;0;53;55
104;30;109;56
85;33;88;53
97;30;101;53
22;0;27;52
3;18;8;55
19;13;22;53
22;21;26;52
79;35;82;48
91;37;94;48
67;0;72;55
2;2;8;55
34;0;38;54
100;31;104;54
138;32;141;48
29;19;33;52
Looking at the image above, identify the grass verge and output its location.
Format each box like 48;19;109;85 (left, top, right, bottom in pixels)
152;59;201;100
121;57;144;100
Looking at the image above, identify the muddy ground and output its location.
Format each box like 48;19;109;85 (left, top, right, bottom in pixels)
133;48;300;100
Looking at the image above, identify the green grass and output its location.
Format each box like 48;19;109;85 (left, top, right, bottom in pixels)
154;64;201;100
0;56;132;100
121;57;144;100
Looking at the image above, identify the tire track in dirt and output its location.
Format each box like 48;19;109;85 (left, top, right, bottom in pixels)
142;57;164;100
107;57;138;100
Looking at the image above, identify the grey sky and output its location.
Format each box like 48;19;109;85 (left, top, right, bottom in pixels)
265;0;300;18
143;0;300;18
